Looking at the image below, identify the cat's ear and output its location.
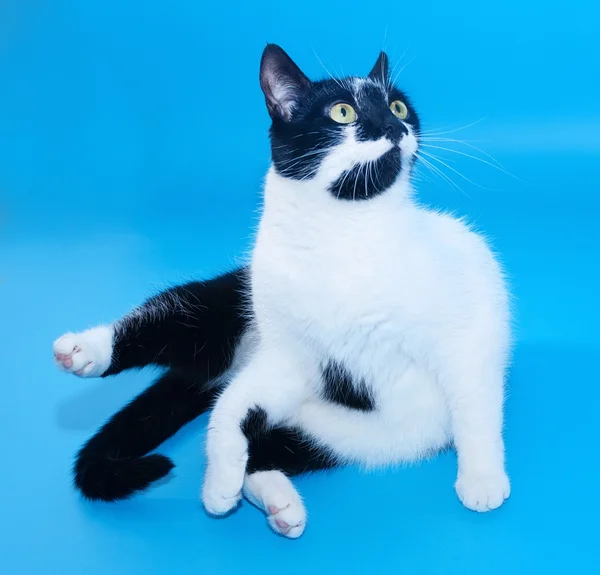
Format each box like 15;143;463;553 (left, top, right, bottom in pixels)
368;51;389;84
260;44;311;122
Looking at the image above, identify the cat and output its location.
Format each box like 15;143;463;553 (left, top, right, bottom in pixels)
53;44;511;539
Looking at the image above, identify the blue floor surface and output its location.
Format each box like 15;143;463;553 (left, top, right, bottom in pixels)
1;1;599;573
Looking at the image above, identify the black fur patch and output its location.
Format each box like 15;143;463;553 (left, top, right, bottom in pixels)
74;370;221;501
242;408;337;475
104;268;249;378
328;147;402;201
321;361;375;411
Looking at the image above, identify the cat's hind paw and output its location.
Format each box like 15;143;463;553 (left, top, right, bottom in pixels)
244;470;307;538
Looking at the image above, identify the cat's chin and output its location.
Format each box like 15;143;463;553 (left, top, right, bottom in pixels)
324;147;403;201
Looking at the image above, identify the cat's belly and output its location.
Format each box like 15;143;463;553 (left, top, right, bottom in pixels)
292;361;453;466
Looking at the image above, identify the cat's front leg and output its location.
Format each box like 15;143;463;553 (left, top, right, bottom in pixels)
442;348;511;512
202;344;309;516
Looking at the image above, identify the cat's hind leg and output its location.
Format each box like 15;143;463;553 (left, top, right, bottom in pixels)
242;407;337;538
202;344;315;516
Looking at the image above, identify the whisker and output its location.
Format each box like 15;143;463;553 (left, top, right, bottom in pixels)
412;167;432;185
375;156;385;190
311;47;344;89
276;147;331;168
418;117;486;137
420;136;485;144
416;152;470;197
382;24;389;55
341;75;354;93
278;160;324;177
296;170;318;182
277;148;329;163
391;54;417;86
419;137;509;169
388;44;411;88
335;170;346;199
418;149;490;190
336;163;355;199
289;131;322;140
416;152;454;187
420;144;520;180
353;162;363;201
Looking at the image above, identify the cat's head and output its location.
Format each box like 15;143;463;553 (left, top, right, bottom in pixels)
260;44;420;201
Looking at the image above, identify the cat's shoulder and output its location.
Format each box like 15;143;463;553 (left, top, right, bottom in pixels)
417;206;494;255
418;205;474;233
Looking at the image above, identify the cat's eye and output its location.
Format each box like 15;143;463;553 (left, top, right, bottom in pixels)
390;100;409;120
330;103;357;124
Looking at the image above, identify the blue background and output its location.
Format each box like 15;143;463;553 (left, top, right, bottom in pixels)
1;0;599;573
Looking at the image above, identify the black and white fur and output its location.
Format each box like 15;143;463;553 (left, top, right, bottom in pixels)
54;45;511;538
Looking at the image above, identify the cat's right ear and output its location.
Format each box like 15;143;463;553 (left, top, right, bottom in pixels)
368;51;389;84
260;44;311;122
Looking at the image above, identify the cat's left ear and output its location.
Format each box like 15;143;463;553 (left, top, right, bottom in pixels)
368;51;389;84
260;44;311;122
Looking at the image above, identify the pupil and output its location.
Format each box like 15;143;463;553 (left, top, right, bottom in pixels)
395;104;400;112
341;107;347;117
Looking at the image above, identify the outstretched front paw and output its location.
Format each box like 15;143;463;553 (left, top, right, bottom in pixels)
455;468;510;512
53;326;113;378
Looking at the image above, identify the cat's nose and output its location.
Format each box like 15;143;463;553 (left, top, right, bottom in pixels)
384;120;408;143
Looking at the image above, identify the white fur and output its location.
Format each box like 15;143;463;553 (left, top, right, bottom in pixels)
204;108;511;530
243;471;306;538
53;326;114;377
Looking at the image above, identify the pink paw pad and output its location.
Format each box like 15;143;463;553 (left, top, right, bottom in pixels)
54;346;80;369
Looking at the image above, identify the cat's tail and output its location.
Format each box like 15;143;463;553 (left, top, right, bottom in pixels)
73;370;219;501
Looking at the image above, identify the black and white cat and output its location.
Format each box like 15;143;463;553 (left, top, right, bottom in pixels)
53;44;511;538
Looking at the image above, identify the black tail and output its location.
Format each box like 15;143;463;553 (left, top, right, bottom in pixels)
74;370;220;501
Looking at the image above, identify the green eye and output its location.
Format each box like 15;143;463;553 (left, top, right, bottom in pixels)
330;103;357;124
390;100;408;120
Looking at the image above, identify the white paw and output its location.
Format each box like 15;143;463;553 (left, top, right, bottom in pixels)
455;469;511;512
243;471;307;539
202;479;243;516
53;326;113;378
202;449;248;516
